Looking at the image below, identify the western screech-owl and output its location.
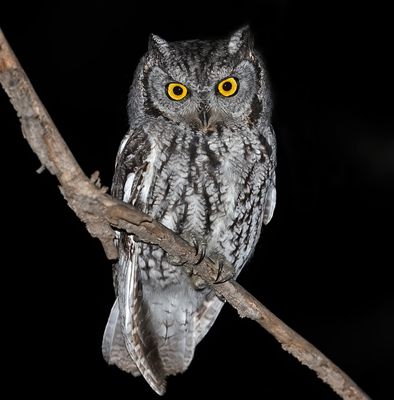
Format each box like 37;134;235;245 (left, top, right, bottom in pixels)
102;26;276;395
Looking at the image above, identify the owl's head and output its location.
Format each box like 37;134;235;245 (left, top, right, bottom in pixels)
129;27;271;133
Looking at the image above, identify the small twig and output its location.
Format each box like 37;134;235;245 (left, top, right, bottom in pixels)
0;28;370;400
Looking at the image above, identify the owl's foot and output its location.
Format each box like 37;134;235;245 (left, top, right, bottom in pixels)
179;236;207;289
190;274;208;290
190;254;235;289
165;254;187;266
189;236;210;289
166;255;207;290
166;236;206;265
214;258;235;284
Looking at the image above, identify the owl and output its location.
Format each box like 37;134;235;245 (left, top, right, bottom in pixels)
102;26;276;395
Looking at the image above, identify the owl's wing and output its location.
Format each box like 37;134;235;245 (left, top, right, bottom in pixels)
102;129;167;395
262;125;277;225
262;170;276;225
117;238;166;395
102;298;141;375
111;129;150;202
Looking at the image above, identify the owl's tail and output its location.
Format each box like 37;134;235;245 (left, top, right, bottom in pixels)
102;295;167;395
102;238;226;395
102;288;224;395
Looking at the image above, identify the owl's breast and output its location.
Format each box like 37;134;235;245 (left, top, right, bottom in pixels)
136;124;268;272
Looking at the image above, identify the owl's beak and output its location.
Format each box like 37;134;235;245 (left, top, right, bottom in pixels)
198;110;210;128
194;105;219;133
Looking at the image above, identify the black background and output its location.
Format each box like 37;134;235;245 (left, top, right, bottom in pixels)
1;2;393;399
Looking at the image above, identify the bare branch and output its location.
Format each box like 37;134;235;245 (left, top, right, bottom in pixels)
0;28;118;259
0;28;370;400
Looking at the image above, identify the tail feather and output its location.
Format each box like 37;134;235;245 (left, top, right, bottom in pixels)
118;251;167;395
145;286;198;376
102;298;141;376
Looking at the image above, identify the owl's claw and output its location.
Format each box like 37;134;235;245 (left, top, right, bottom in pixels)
215;260;225;283
185;236;208;289
192;237;206;265
214;258;235;284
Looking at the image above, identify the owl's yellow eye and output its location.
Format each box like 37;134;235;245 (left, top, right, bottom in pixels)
217;77;238;97
166;82;188;101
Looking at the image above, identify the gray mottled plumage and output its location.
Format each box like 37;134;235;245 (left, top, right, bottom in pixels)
102;26;276;395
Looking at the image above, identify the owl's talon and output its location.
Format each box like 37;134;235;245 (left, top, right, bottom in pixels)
192;237;199;256
191;236;206;265
214;259;235;284
214;260;224;283
215;292;226;302
195;244;206;265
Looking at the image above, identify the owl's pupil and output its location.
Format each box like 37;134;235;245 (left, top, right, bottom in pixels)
223;81;232;91
173;86;183;96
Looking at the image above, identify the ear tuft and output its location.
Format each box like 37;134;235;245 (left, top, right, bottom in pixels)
148;33;170;55
228;26;253;55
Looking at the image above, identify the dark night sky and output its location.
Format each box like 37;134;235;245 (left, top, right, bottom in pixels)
1;2;393;399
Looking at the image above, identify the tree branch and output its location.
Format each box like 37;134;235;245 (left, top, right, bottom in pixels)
0;28;370;400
